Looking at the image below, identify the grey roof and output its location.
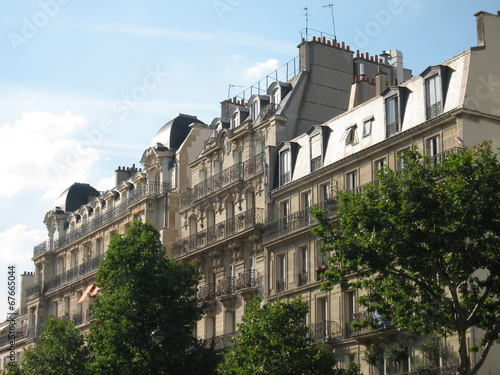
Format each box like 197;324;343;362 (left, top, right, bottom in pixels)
54;183;99;213
150;114;206;149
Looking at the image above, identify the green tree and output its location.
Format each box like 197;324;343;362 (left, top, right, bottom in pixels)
311;143;500;375
20;315;90;375
88;220;209;375
218;296;342;375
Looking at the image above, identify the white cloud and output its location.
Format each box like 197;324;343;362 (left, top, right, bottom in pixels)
244;59;280;81
0;111;100;200
94;175;116;192
0;225;43;318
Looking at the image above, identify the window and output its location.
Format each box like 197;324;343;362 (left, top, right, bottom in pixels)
426;75;442;119
397;148;408;171
248;250;256;271
318;298;328;322
232;111;240;128
70;249;79;268
273;87;281;105
233;150;242;164
277;254;286;292
346;171;357;193
281;200;290;218
322;183;332;201
251;100;260;121
346;291;357;326
96;238;103;256
225;310;235;333
363;118;373;136
345;125;357;145
386;96;399;137
298;246;308;286
374;158;386;179
214;160;223;175
426;135;441;166
303;192;312;209
310;134;322;171
279;150;291;186
199;169;207;183
256;139;265;155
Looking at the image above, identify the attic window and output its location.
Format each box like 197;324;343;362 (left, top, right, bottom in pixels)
232;112;240;128
344;125;357;145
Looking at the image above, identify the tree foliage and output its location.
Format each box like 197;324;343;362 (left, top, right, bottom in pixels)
20;315;90;375
218;296;343;375
88;220;208;375
311;143;500;375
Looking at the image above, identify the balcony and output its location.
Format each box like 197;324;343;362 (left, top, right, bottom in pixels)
26;282;42;298
347;310;395;338
0;326;28;347
279;171;291;186
216;276;236;297
263;199;337;243
180;153;264;208
260;103;277;121
197;283;216;302
72;312;83;326
427;147;462;168
400;367;457;375
172;208;264;258
309;321;343;343
33;182;169;257
236;269;262;291
204;331;239;351
311;156;322;172
42;253;105;294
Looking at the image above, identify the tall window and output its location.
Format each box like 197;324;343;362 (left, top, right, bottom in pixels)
318;298;328;322
322;183;332;201
233;150;242;164
277;254;286;293
96;238;103;256
374;158;386;180
426;75;442;119
298;246;308;286
248;250;256;271
426;135;441;166
70;249;79;268
345;125;357;145
251;100;260;121
281;200;290;218
279;150;291;185
303;192;312;209
273;88;281;105
346;171;357;193
310;134;322;172
232;111;240;128
214;160;223;175
386;96;399;137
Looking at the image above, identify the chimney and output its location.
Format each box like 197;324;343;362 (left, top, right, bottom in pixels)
389;49;404;85
475;11;500;47
375;67;388;95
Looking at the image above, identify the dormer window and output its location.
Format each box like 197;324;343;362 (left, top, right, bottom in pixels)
382;86;410;139
344;125;357;145
279;150;291;186
362;118;373;137
420;65;453;120
251;100;260;121
425;75;442;119
386;96;399;137
232;111;240;128
273;88;281;105
307;125;330;173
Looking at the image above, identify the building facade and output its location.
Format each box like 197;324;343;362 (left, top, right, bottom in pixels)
2;10;500;375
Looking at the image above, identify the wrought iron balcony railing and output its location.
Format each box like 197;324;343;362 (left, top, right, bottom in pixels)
263;199;337;243
311;156;322;172
216;276;236;297
172;208;264;258
180;153;265;208
386;121;400;138
236;269;262;290
426;101;442;120
260;103;277;121
72;312;83;326
347;310;395;337
0;325;28;347
309;321;343;343
26;282;42;298
43;253;105;294
427;147;462;168
298;272;308;286
197;283;216;302
276;279;286;293
33;182;169;257
204;331;239;351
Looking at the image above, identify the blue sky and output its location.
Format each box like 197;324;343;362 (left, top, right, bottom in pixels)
0;0;497;318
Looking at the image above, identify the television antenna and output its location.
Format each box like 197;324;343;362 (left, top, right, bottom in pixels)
304;7;309;41
228;84;244;99
322;3;337;40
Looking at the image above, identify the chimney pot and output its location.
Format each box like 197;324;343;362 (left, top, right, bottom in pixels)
341;41;345;49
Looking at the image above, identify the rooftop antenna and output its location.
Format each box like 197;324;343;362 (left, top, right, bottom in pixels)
228;84;244;99
304;7;309;41
323;3;337;40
